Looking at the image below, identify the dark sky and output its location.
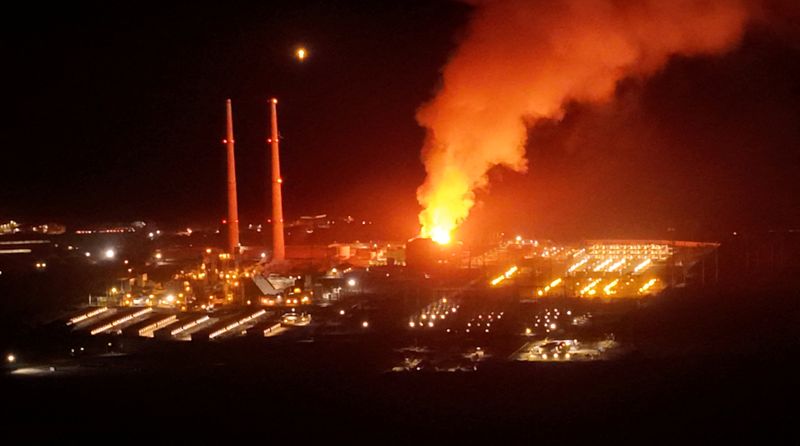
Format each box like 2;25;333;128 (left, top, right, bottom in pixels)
2;1;799;240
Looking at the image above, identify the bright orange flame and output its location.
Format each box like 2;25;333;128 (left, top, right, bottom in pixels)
415;0;751;248
418;167;472;245
429;227;452;245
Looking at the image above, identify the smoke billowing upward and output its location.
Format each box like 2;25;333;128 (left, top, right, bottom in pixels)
416;0;755;243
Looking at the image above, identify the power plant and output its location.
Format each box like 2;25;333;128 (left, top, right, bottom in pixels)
10;100;726;356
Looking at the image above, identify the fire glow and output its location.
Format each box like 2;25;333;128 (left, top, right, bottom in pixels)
415;0;751;242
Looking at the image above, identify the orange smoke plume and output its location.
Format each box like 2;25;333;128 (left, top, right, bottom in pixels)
416;0;753;243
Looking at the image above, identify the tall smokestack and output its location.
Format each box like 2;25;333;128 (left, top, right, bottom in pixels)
269;98;285;262
225;99;240;255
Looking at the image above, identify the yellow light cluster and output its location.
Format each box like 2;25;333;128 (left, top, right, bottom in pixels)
588;243;671;260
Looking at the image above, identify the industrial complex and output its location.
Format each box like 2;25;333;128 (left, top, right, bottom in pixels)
0;98;729;374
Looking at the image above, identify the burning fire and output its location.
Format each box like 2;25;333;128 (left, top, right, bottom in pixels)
418;167;474;244
415;0;752;242
428;227;452;245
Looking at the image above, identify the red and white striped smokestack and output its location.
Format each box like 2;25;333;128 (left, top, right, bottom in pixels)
269;98;285;262
225;99;240;255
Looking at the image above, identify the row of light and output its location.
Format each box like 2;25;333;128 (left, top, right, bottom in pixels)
209;310;267;339
170;315;211;336
67;307;109;326
138;315;178;337
537;353;571;360
588;244;672;257
538;274;657;298
263;322;284;337
633;259;652;273
592;259;613;272
91;308;153;335
568;258;589;273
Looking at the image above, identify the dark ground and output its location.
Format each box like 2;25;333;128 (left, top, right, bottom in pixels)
1;285;797;441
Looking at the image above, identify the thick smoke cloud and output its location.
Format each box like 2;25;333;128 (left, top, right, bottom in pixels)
416;0;754;241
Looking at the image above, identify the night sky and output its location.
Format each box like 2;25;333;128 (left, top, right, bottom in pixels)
3;1;799;240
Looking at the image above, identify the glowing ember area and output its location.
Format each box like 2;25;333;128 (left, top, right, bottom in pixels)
416;0;750;238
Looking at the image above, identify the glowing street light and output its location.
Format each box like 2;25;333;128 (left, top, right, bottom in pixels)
7;354;15;363
105;248;115;259
295;47;307;61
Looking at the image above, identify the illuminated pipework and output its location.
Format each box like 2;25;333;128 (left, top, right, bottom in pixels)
633;259;652;273
170;316;211;336
91;308;153;335
67;307;109;326
603;279;620;295
209;310;267;339
538;278;563;296
138;315;177;337
592;259;613;272
639;278;657;294
490;265;519;286
568;258;589;273
607;258;626;272
263;322;283;336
